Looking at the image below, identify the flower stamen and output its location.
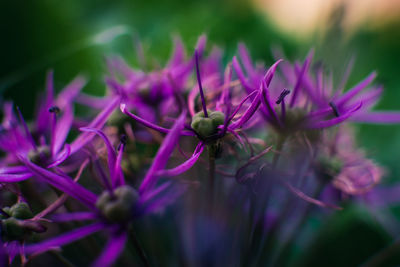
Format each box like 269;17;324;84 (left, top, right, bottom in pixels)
329;101;340;117
195;50;208;118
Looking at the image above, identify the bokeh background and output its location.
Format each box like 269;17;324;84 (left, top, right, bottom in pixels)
2;0;400;266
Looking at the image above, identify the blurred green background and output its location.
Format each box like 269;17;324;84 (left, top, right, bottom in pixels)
2;0;400;266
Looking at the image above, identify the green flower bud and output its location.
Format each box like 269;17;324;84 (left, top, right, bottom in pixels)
10;202;33;220
191;110;226;139
96;185;139;223
96;191;112;212
192;110;209;120
103;201;131;223
114;186;139;204
209;111;225;127
191;117;214;138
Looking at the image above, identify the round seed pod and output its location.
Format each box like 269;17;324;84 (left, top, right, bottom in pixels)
96;186;139;224
209;111;225;127
191;110;226;139
191;117;215;138
9;202;33;220
1;217;27;241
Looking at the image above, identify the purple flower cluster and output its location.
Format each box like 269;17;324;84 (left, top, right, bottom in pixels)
1;36;399;266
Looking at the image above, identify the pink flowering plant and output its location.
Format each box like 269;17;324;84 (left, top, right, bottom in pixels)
1;35;399;267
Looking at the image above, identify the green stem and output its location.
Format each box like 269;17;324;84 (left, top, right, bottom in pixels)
208;147;216;213
243;191;264;267
272;136;286;169
129;229;151;267
48;251;76;267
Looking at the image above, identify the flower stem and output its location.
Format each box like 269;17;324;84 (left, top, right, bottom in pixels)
208;146;216;212
48;250;75;267
129;229;151;267
272;136;286;169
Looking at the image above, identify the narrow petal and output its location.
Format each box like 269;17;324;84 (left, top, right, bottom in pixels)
232;56;254;93
76;94;111;109
121;104;170;134
16;107;36;150
335;72;376;106
56;75;87;110
195;34;207;57
350;111;400;124
308;102;362;129
0;166;29;174
25;223;105;254
238;43;255;77
0;241;7;266
336;56;355;96
226;127;246;150
112;143;126;188
139;182;186;215
227;90;258;123
92;232;127;267
53;106;74;155
290;50;314;107
37;71;55;133
7;241;19;265
47;144;71;168
121;104;194;136
261;80;281;127
80;127;116;179
229;91;261;130
51;212;97;222
283;181;342;210
263;59;283;87
299;67;326;107
139;112;186;195
70;97;120;154
168;36;185;67
20;157;97;208
0;172;32;183
156;142;205;177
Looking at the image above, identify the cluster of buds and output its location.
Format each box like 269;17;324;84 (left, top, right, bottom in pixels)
0;35;399;266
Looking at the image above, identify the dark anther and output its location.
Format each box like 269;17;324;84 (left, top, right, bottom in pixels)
117;134;127;151
329;101;340;117
48;106;60;114
276;89;291;104
120;134;127;145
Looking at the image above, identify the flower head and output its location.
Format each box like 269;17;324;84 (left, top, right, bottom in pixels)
18;112;187;266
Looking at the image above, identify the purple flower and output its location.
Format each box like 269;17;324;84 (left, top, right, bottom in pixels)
121;49;281;177
17;112;187;266
0;72;120;184
234;45;400;136
318;127;384;195
1;35;399;267
78;36;208;125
